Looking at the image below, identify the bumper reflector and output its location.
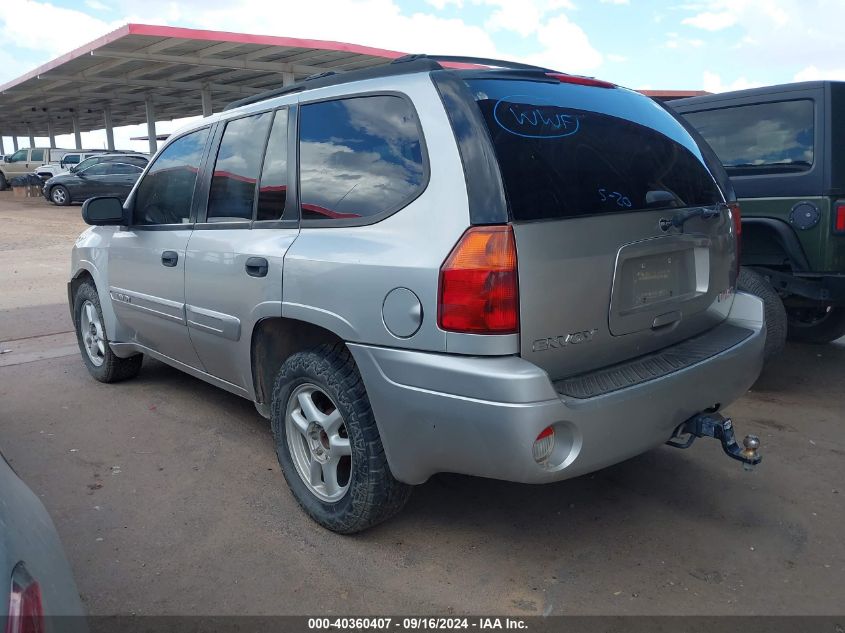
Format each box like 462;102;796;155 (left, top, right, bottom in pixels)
533;426;555;464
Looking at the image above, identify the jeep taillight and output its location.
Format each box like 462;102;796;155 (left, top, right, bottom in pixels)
729;202;742;275
6;563;44;633
438;226;519;334
834;201;845;234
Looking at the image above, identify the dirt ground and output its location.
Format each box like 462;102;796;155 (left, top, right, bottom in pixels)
0;189;843;616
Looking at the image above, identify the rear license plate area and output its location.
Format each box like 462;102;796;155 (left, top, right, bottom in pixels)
619;250;696;313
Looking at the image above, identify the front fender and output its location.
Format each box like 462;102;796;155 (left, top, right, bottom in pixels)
70;227;124;341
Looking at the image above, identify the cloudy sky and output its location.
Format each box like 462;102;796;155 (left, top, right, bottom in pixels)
0;0;842;153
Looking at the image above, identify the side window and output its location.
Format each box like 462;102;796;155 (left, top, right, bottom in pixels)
206;112;272;223
134;127;209;226
682;100;815;176
62;154;80;165
82;163;111;176
30;149;45;162
76;157;98;171
9;149;27;162
108;163;142;175
298;95;425;222
256;108;290;221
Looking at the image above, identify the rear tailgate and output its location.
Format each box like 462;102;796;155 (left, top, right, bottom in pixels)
465;77;737;380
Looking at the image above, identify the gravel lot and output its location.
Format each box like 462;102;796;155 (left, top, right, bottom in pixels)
1;189;843;616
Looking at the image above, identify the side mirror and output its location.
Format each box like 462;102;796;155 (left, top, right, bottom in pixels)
3;156;10;163
82;197;125;226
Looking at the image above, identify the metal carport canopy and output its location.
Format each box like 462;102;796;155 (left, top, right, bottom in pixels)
0;24;407;152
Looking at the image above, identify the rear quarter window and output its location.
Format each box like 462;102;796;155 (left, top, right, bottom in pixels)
298;95;426;222
465;78;724;222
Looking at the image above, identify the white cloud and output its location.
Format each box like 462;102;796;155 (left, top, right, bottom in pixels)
793;65;845;82
0;0;122;57
525;13;603;72
702;70;763;93
425;0;463;9
681;11;736;31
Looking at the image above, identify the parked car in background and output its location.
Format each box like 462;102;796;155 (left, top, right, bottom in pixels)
45;161;144;206
673;81;845;351
0;148;74;189
36;151;148;180
69;56;765;533
1;449;87;632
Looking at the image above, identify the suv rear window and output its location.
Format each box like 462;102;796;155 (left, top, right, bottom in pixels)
465;78;723;222
682;100;814;176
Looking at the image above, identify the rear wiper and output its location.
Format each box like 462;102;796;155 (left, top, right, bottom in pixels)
670;206;721;231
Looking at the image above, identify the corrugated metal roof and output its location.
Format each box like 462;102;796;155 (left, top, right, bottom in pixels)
0;24;407;136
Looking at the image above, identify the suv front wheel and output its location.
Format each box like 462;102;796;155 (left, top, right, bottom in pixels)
270;343;411;533
73;281;143;382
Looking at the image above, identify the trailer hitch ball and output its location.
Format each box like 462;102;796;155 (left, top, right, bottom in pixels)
742;435;761;471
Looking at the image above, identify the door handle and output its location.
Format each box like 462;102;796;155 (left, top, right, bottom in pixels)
245;257;269;277
161;250;178;267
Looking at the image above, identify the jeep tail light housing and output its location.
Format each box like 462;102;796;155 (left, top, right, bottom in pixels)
6;563;44;633
834;201;845;234
438;225;519;334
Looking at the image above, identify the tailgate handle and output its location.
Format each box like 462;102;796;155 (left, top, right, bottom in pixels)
652;311;681;329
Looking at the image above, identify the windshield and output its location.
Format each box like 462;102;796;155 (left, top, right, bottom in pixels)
465;78;724;222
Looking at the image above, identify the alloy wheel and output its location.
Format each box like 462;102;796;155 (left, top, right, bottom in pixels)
79;300;106;367
285;383;352;502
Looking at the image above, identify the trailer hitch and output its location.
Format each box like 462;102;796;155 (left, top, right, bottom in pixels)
667;412;761;471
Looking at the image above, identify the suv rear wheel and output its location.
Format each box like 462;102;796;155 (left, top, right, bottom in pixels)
73;281;143;382
270;343;411;533
786;305;845;344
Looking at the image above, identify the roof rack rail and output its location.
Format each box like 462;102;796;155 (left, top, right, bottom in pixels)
223;57;441;111
223;53;553;112
392;54;555;72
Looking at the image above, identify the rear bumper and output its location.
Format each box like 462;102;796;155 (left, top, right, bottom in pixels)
349;292;766;485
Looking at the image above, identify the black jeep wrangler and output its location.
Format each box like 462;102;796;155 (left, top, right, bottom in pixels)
673;81;845;357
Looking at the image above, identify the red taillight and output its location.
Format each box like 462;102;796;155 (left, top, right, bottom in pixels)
545;72;615;89
834;201;845;234
729;202;742;275
438;225;519;334
6;564;44;633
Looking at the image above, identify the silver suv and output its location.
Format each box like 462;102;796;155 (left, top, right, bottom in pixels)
69;56;766;533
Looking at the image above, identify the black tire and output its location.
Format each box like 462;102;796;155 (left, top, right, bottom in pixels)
270;342;411;533
0;172;7;191
738;267;787;361
786;305;845;344
49;185;71;206
73;281;143;382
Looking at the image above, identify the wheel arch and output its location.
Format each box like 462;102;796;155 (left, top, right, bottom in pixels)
250;317;345;418
742;217;811;272
69;262;120;340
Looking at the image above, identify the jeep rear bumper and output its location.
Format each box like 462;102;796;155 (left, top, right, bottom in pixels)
348;292;765;486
